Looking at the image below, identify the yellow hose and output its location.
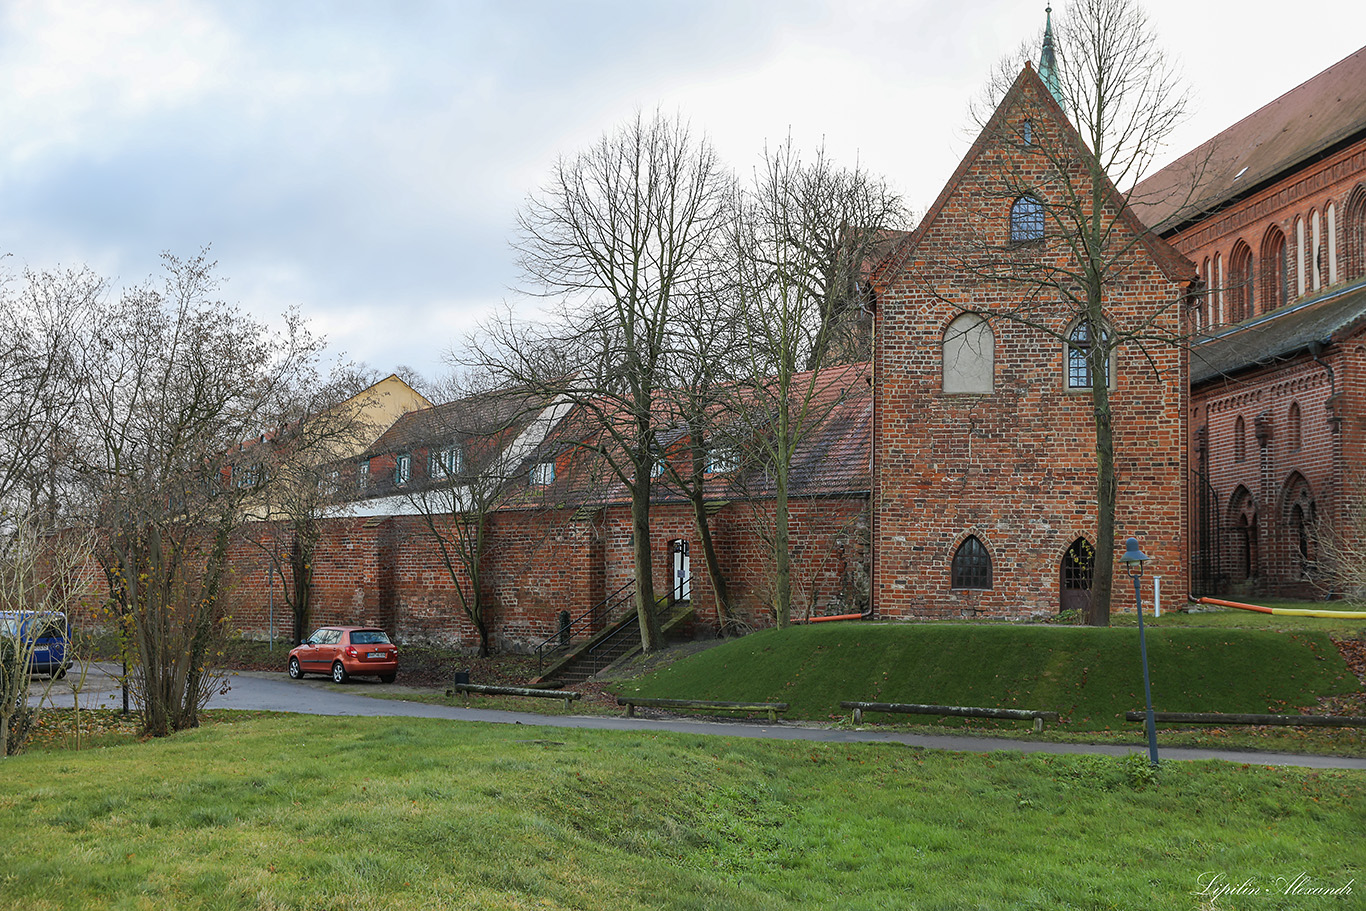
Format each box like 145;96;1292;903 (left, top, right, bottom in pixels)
1196;596;1366;619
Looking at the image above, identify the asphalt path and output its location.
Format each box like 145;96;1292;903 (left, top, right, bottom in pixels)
31;662;1366;771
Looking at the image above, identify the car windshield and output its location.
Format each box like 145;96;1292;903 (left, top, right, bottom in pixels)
350;630;391;645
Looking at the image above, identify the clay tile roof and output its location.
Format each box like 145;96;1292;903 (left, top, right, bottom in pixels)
1190;279;1366;385
1134;46;1366;233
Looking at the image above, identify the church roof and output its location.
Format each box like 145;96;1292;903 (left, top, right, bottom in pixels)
1190;279;1366;385
1133;46;1366;233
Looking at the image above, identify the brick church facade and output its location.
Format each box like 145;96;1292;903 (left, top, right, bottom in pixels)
869;64;1194;621
1134;46;1366;600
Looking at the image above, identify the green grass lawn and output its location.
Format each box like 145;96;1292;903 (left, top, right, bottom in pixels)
2;714;1362;910
618;623;1362;732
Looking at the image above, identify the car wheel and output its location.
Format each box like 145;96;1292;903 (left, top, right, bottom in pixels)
288;656;303;679
54;668;67;680
332;661;349;684
379;674;396;684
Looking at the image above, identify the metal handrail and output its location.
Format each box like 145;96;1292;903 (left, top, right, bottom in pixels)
535;581;635;671
579;595;673;677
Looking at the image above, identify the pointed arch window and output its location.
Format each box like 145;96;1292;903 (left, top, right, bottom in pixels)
1234;416;1246;463
1261;228;1288;311
1346;186;1366;282
1229;241;1253;321
1010;195;1045;243
1288;401;1302;452
951;536;992;590
942;313;995;394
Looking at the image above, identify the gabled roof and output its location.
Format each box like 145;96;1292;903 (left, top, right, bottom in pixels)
1134;46;1366;233
875;64;1194;291
507;363;873;509
1190;279;1366;385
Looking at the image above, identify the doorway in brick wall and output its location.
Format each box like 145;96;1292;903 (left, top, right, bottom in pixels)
671;539;691;604
1060;538;1094;616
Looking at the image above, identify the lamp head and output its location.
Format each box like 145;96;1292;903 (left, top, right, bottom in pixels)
1120;537;1150;573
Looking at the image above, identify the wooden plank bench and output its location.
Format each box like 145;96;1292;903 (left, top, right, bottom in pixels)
841;701;1061;732
452;683;582;711
1125;711;1366;728
616;697;789;722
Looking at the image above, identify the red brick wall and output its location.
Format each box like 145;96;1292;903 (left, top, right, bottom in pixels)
216;495;869;651
1166;137;1366;328
1191;350;1347;596
872;74;1189;620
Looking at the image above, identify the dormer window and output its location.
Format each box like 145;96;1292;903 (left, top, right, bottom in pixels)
530;461;555;486
1010;195;1045;243
706;447;739;474
395;453;411;485
429;446;462;479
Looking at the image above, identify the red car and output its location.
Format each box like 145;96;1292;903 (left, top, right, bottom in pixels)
288;626;398;684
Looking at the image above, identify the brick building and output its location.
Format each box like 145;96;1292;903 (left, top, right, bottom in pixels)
869;63;1194;621
226;368;873;651
1134;46;1366;598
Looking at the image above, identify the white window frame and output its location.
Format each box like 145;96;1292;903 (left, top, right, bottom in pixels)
530;460;555;486
395;453;411;485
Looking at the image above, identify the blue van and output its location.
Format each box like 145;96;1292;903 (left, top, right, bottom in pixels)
0;611;72;679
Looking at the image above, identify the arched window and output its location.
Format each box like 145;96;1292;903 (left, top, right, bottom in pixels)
1295;216;1307;296
1283;474;1317;576
1228;241;1253;322
1066;320;1110;390
1234;415;1246;463
1311;209;1323;291
1288;401;1302;451
1346;186;1366;282
942;313;994;394
1021;119;1034;146
1199;258;1211;330
1327;202;1338;284
1213;252;1224;325
1228;486;1258;583
1010;196;1045;243
951;536;992;589
1261;228;1288;312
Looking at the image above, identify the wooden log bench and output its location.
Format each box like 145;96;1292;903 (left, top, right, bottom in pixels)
1125;711;1366;728
841;701;1061;732
616;697;789;722
452;683;582;711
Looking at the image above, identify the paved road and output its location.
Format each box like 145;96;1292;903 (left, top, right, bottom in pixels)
32;662;1366;771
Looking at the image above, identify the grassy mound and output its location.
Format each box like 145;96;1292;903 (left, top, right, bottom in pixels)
618;623;1361;729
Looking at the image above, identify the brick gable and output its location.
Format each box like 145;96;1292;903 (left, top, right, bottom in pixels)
872;65;1190;619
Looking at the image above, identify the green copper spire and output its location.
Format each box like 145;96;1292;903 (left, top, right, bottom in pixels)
1039;5;1063;105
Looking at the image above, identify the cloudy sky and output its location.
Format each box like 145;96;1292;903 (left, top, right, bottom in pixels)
2;1;1364;385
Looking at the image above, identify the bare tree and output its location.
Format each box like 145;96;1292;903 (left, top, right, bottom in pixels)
247;367;383;646
731;141;903;627
1319;480;1366;605
399;374;564;656
75;251;329;735
0;267;100;520
489;111;731;653
0;516;94;756
944;0;1195;624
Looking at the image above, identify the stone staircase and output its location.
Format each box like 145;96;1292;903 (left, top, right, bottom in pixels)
535;602;693;686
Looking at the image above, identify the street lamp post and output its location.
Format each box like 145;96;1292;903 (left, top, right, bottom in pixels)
1121;536;1159;768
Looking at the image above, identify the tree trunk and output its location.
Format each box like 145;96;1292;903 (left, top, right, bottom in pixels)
773;478;792;627
289;533;314;646
632;481;663;652
687;430;734;634
1087;320;1116;627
